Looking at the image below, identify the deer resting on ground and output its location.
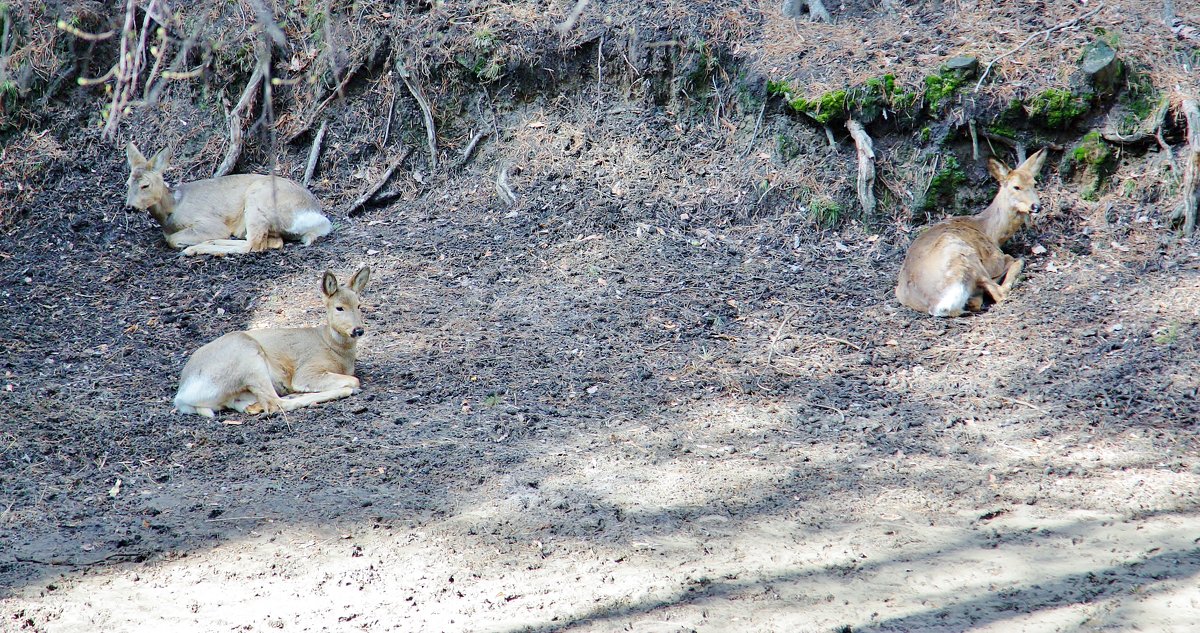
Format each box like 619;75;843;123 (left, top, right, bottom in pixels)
174;267;370;417
896;149;1047;317
125;142;331;256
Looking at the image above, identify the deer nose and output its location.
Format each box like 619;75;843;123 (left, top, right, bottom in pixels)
351;327;365;338
1031;203;1042;213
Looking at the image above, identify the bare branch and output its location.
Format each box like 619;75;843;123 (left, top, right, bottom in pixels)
556;0;591;35
347;148;413;216
975;5;1104;91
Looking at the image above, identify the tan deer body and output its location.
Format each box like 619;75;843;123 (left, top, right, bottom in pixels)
125;143;331;256
896;150;1047;317
174;268;370;417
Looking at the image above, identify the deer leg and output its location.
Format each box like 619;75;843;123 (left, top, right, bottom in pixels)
276;388;356;411
238;371;285;415
981;279;1007;304
182;239;254;256
242;204;282;252
998;257;1025;292
291;371;361;394
166;228;223;250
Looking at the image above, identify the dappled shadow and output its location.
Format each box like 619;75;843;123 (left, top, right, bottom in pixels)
476;513;1200;633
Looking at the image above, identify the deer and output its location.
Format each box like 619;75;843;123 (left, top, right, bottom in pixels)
895;149;1048;317
174;267;370;417
124;142;332;256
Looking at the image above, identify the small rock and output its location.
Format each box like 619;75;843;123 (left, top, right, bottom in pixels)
944;55;979;78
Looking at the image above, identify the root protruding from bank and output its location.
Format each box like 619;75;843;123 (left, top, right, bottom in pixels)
1170;97;1200;236
846;119;876;217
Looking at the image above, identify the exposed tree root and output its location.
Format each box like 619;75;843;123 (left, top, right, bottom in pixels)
1169;97;1200;236
1101;99;1169;144
495;162;517;207
214;64;264;178
303;120;327;186
399;64;439;172
782;0;832;23
845;119;876;217
285;59;369;143
556;0;591;35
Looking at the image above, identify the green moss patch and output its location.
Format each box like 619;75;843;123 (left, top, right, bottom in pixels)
1025;88;1093;128
769;74;917;126
1066;131;1114;201
921;153;967;213
768;80;848;125
923;72;963;110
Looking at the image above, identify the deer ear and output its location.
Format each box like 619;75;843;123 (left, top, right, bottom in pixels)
147;147;172;172
1020;148;1048;178
987;157;1010;182
126;142;147;167
321;271;338;297
348;266;371;294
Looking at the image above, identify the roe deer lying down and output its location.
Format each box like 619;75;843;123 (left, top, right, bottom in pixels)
174;267;370;417
125;142;331;256
896;149;1048;317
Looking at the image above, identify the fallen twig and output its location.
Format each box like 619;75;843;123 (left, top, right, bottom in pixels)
740;101;766;158
845;118;877;217
825;335;862;351
286;59;367;143
969;119;980;160
822;124;836;148
382;88;398;147
303;120;327;186
765;307;799;366
1001;396;1048;414
214;64;265;177
457;130;488;170
346;148;413;216
975;5;1104;91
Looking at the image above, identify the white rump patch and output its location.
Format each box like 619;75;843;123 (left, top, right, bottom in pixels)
175;377;222;410
931;282;970;317
288;210;332;242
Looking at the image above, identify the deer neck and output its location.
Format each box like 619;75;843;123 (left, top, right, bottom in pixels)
147;186;176;227
320;325;358;367
971;196;1022;246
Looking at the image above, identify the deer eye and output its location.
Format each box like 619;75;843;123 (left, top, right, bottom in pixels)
139;183;150;189
1013;185;1022;191
336;306;344;311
